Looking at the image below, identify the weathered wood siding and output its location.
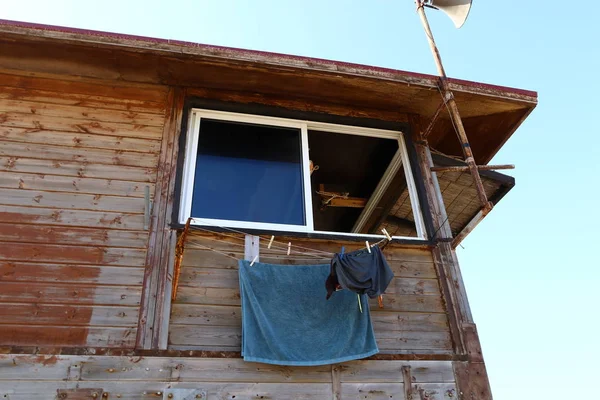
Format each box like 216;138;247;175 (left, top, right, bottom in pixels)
0;354;457;399
0;72;168;348
169;232;452;355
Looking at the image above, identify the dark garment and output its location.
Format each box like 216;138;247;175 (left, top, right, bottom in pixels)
326;245;394;300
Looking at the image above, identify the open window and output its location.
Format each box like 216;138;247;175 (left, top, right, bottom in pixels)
178;109;426;239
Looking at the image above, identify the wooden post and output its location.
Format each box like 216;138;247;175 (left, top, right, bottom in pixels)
409;114;493;399
136;87;186;350
331;365;342;400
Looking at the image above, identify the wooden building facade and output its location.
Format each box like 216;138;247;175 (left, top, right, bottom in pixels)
0;20;536;399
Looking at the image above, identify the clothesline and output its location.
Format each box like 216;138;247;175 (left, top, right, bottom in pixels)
186;219;391;257
187;220;335;256
172;219;393;302
187;225;332;260
186;242;332;264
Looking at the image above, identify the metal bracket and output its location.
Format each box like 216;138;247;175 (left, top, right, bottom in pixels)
244;234;260;262
56;389;104;399
163;389;207;400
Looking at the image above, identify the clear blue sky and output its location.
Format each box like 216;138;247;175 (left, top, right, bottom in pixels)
2;1;599;398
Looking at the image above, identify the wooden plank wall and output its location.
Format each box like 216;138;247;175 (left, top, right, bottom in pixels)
0;72;168;348
169;232;452;355
0;354;457;399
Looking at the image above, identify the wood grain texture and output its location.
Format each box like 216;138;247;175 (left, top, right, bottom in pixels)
0;242;146;266
169;233;449;354
341;383;458;399
0;282;141;306
0;223;148;248
0;382;333;400
0;98;165;126
0;326;136;348
178;266;439;295
0;156;157;183
0;141;159;168
0;72;165;348
0;205;145;230
137;87;184;349
0;71;169;104
0;355;452;383
0;24;536;166
0;171;154;198
168;325;451;353
170;304;449;332
0;126;161;153
0;85;165;114
332;364;342;400
0;262;144;285
0;188;145;214
0;354;457;399
0;304;139;326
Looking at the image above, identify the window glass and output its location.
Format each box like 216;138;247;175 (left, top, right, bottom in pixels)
190;119;305;225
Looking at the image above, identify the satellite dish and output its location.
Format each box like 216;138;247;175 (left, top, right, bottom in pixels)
427;0;473;29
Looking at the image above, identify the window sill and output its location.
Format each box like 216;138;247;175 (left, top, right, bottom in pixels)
169;222;432;247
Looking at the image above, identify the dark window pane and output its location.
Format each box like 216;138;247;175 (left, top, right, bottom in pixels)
308;130;407;234
190;118;305;226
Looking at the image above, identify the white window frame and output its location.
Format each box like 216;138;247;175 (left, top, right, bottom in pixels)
179;109;427;240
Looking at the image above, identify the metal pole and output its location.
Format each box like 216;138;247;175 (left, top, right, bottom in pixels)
416;1;492;212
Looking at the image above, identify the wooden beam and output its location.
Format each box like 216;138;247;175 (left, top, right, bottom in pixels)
317;186;368;208
431;164;514;173
410;115;464;356
422;99;447;139
410;114;493;399
451;208;486;249
326;197;367;208
136;87;186;350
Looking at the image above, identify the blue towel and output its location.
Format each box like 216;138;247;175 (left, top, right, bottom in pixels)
239;259;379;366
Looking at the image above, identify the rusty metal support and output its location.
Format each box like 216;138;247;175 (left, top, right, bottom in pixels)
431;164;515;173
416;1;492;213
423;98;448;140
171;217;192;301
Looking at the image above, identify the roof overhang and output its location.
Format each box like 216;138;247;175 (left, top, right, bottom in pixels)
0;19;537;164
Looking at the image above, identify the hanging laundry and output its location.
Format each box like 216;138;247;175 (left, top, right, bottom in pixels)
326;245;394;300
239;259;378;366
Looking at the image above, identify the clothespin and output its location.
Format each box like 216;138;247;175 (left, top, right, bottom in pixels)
287;242;291;256
250;255;258;266
365;241;371;253
268;235;274;249
378;294;384;309
382;229;392;241
357;294;363;313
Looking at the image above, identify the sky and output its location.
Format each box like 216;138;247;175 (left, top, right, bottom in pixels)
2;1;599;398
